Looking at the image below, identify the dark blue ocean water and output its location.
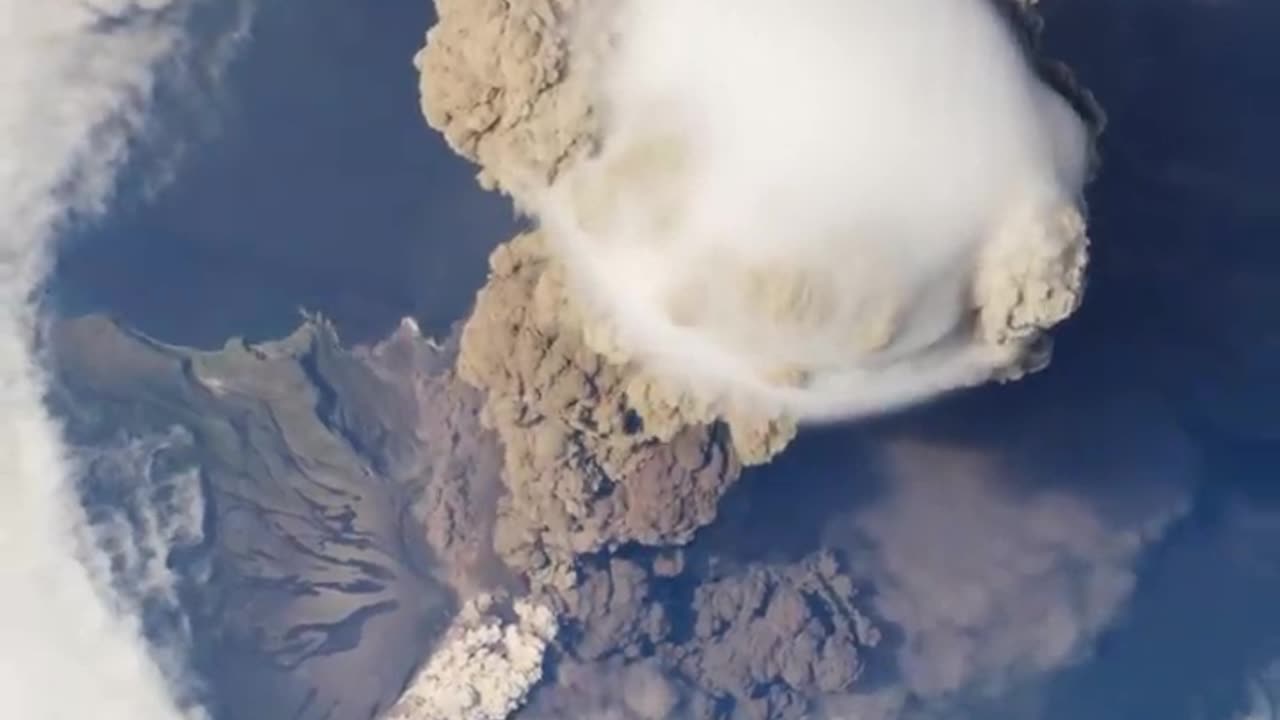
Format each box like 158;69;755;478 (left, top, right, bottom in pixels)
51;0;518;349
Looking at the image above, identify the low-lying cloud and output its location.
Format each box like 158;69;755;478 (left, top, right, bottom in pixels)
0;1;238;717
536;0;1092;422
80;428;211;707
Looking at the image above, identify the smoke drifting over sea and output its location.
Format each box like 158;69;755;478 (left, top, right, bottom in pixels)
537;0;1092;422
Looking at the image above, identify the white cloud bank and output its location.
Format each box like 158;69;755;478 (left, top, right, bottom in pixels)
536;0;1091;422
0;1;220;717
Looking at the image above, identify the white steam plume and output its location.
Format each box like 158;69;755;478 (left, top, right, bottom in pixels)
537;0;1091;422
0;1;219;717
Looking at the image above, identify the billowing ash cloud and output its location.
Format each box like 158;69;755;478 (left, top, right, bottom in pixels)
0;1;240;717
535;0;1092;422
412;2;1111;717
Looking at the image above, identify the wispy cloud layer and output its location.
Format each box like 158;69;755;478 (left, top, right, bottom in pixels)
0;1;221;717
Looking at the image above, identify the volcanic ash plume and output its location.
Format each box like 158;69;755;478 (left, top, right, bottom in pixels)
535;0;1092;422
412;2;1098;716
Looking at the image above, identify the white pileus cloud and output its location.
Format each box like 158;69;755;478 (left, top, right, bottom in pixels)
537;0;1091;422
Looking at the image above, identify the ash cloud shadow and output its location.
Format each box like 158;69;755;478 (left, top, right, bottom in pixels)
1033;2;1280;715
